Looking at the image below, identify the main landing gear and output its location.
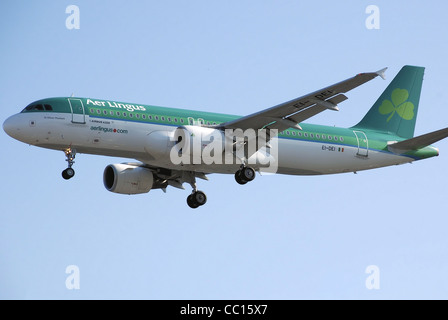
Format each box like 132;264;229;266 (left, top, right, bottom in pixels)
62;148;76;180
184;172;207;209
185;172;207;209
234;166;256;185
187;191;207;209
185;166;255;208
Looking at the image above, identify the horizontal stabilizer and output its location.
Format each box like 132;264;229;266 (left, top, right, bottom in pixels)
388;127;448;153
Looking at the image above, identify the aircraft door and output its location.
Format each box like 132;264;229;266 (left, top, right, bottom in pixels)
353;130;369;157
68;98;86;124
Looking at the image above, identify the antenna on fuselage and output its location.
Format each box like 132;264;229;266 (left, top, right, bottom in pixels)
70;93;74;97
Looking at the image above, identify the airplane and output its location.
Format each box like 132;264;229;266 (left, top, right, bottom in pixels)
4;65;448;208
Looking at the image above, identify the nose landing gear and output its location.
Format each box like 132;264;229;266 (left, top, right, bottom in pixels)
62;148;76;180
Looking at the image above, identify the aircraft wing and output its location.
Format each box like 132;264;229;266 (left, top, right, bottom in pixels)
220;68;387;132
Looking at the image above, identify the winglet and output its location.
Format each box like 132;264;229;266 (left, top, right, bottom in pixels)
376;67;388;80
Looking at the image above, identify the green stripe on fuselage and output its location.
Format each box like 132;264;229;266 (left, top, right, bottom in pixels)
83;97;365;148
22;97;436;160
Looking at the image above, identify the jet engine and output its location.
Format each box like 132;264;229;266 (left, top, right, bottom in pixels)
103;163;155;195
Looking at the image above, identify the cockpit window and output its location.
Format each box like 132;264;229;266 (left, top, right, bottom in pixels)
24;104;43;111
23;103;53;112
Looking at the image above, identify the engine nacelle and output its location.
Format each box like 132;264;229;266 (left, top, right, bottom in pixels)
103;164;154;195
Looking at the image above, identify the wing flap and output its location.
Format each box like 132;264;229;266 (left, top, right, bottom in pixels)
328;93;349;105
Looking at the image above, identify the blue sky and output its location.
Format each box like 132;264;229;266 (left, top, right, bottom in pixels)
1;0;448;299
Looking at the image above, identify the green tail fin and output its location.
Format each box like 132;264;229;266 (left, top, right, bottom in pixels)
352;65;425;139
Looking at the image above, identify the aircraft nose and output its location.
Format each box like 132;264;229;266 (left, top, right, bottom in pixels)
3;115;21;140
3;116;14;137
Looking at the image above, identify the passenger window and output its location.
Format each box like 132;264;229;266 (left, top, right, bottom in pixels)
161;116;165;121
103;110;107;115
117;112;121;116
123;112;127;117
310;133;314;138
142;114;146;119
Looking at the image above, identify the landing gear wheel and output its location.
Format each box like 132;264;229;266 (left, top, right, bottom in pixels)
235;167;255;185
241;167;255;182
187;191;207;209
193;191;207;206
62;168;75;180
235;171;247;185
187;194;200;209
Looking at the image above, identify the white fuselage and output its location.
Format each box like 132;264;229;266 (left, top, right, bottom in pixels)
3;112;414;175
